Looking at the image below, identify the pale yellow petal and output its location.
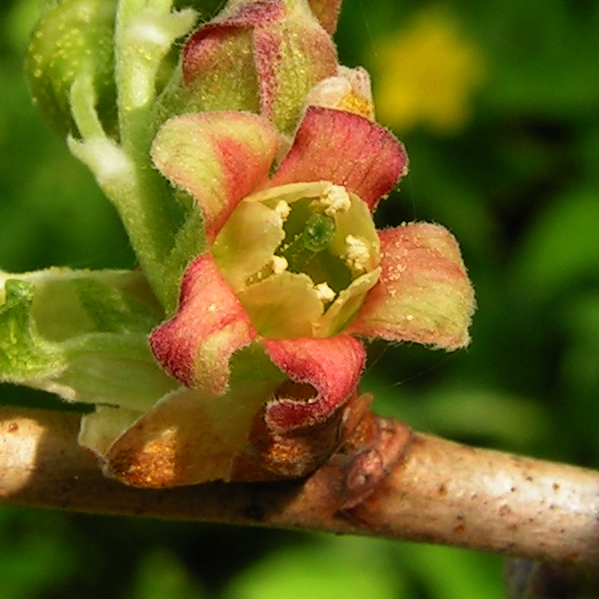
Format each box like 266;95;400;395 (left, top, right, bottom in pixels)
212;201;285;292
330;192;380;272
316;267;380;337
237;272;324;338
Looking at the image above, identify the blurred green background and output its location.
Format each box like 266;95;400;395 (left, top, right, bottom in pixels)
2;0;599;596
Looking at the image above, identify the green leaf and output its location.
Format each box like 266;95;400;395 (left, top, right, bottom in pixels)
0;278;65;381
0;269;177;411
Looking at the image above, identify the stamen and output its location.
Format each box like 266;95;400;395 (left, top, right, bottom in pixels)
312;184;351;216
274;200;291;221
270;255;288;274
315;282;336;304
345;234;371;273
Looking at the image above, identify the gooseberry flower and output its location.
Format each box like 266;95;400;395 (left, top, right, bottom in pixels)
80;104;474;488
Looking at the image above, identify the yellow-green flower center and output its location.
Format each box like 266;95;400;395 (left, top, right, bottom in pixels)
212;181;381;339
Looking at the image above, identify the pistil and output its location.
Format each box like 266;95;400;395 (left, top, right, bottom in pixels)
281;212;336;273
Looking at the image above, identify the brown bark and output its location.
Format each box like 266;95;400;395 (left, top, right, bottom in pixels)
1;406;598;568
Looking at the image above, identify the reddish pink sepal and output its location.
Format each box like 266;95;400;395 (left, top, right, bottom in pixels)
183;2;284;86
264;335;366;432
149;255;257;394
183;1;337;131
151;112;279;243
348;224;475;349
270;106;408;210
253;23;337;126
210;132;273;241
307;0;342;34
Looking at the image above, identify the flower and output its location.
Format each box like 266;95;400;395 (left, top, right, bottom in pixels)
373;9;485;134
81;104;474;488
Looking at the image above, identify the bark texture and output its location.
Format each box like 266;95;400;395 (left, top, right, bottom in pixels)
1;406;598;568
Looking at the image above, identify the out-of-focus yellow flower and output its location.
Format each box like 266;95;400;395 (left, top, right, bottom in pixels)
373;9;485;134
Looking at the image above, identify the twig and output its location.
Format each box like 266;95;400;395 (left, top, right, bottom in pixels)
0;406;598;568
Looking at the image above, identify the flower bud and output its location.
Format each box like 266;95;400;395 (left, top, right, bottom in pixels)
175;0;338;135
25;0;118;136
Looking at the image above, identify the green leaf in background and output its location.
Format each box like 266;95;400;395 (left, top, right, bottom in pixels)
0;508;78;599
513;189;599;301
224;536;504;599
133;549;207;599
373;384;550;451
224;537;405;599
397;543;503;599
480;0;599;118
559;292;599;463
562;293;599;394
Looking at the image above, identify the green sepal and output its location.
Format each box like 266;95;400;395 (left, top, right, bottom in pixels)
0;269;177;412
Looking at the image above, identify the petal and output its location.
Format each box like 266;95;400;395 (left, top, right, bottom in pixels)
244;180;331;205
213;0;285;27
149;255;258;394
264;335;365;431
270;106;408;210
101;382;275;487
151;112;279;242
183;0;337;135
230;387;366;481
307;66;375;120
316;267;380;337
79;405;145;458
329;190;380;270
236;272;324;338
348;224;475;349
212;199;285;293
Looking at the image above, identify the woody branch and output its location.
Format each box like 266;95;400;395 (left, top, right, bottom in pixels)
1;406;598;569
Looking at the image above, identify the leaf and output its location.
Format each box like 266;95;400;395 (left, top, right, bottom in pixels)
0;269;177;411
0;278;65;381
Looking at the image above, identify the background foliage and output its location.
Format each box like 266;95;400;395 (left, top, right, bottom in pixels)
1;0;598;596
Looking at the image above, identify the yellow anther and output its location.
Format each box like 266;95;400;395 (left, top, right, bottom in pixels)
315;282;336;304
345;234;371;273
